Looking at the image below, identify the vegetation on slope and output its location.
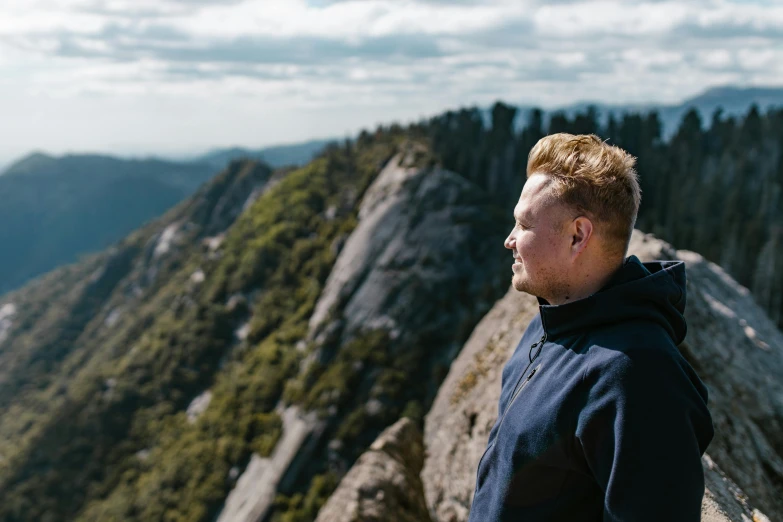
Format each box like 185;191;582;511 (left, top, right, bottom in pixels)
0;137;399;522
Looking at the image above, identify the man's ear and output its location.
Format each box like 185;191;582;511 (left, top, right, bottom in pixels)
571;216;593;256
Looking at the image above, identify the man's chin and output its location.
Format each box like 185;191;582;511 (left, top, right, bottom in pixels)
512;274;532;295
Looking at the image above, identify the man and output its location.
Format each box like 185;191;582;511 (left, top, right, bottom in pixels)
469;133;714;521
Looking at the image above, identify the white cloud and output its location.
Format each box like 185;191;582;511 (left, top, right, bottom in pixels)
0;0;781;163
534;1;692;37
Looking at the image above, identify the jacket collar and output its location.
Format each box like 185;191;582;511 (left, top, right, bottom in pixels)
535;255;687;343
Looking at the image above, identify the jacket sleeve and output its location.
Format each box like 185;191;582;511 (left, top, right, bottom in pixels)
574;346;714;522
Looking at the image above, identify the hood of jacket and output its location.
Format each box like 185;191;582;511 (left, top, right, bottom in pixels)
536;254;687;344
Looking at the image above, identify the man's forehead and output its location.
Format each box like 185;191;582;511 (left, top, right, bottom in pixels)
513;204;531;220
522;173;555;198
517;175;556;217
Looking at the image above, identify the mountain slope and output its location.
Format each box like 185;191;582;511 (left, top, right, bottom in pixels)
0;132;511;522
0;136;390;520
0;158;275;521
0;153;217;296
210;144;508;522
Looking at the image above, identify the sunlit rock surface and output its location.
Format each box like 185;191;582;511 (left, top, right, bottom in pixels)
315;418;431;522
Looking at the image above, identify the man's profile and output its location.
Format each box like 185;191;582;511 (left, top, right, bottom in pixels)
469;134;714;521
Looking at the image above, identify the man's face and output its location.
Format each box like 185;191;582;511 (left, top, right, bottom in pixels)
504;174;573;300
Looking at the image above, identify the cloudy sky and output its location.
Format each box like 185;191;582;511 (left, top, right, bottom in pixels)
1;0;782;165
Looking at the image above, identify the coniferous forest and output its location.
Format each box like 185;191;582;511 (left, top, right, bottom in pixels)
0;101;781;522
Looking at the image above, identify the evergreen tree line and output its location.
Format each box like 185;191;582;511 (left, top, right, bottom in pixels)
367;102;783;329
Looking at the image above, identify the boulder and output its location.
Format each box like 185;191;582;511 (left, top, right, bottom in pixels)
315;418;432;522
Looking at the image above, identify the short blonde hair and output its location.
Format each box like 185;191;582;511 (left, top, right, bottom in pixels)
527;133;641;256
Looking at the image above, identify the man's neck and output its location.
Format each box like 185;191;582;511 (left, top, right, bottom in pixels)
545;259;625;306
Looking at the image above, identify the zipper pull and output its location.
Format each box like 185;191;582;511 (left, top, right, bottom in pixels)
529;333;546;362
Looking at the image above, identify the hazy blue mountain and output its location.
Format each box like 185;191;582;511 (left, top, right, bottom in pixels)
0;152;218;295
196;138;334;169
539;85;783;137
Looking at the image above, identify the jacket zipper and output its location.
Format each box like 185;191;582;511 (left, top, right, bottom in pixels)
473;333;547;494
496;333;546;429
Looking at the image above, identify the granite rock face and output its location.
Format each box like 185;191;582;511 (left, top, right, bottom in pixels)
421;230;780;521
315;418;432;522
290;148;508;484
307;149;507;349
216;407;323;522
702;455;771;522
632;231;783;519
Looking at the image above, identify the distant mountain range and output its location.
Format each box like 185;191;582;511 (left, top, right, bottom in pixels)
193;138;334;169
534;85;783;136
0;153;218;295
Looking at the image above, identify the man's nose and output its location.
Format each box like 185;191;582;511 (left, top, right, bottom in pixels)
504;234;514;250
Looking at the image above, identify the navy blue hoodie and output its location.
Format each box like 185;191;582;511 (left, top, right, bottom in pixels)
469;255;714;521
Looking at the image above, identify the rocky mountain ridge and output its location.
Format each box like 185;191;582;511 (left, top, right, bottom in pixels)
0;133;512;522
319;231;782;522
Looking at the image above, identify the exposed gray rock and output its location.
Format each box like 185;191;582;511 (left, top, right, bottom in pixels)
103;307;122;328
234;322;250;342
216;407;323;522
307;153;422;339
0;303;16;344
422;281;536;522
203;234;225;252
702;455;771;522
307;151;505;346
632;231;783;519
185;390;212;424
315;418;432;522
286;149;508;520
134;448;151;461
422;230;779;521
153;223;181;259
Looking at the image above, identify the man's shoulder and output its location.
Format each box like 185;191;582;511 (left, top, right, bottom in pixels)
582;325;687;386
